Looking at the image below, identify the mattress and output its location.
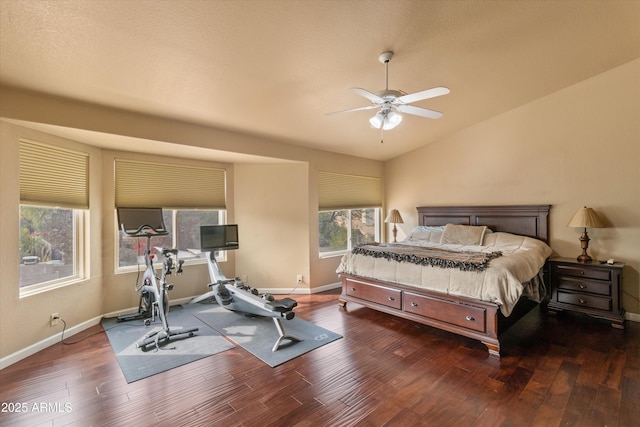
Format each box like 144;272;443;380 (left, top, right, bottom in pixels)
336;230;553;316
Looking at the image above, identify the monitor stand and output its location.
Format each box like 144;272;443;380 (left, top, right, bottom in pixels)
190;251;227;304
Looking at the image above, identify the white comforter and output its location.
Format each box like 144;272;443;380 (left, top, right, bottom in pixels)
336;231;552;316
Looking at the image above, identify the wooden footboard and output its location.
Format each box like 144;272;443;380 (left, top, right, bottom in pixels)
338;273;505;356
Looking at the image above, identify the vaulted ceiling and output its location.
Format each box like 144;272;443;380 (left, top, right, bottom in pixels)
1;0;638;161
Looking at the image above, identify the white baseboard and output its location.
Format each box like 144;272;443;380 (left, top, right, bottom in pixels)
626;311;640;323
188;282;341;297
257;281;341;295
103;298;193;319
0;315;102;370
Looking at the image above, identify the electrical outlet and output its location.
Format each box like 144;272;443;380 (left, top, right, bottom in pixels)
50;313;59;327
297;274;303;283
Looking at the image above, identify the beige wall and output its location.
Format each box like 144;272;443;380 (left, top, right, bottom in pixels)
385;59;640;316
235;163;311;291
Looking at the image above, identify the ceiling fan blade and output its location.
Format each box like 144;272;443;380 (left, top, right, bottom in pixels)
396;104;444;119
396;86;450;104
351;87;384;103
326;105;378;116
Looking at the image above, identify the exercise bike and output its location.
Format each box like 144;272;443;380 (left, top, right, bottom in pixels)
190;225;301;352
116;208;198;351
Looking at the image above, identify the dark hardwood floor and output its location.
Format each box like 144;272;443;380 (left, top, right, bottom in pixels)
1;289;639;427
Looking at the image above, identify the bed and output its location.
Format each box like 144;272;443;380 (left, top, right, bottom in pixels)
337;205;552;357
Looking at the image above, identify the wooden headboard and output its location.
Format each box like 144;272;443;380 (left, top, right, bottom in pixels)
416;205;550;242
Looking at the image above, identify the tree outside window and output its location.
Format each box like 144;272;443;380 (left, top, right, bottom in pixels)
319;208;380;256
19;206;78;288
117;209;224;269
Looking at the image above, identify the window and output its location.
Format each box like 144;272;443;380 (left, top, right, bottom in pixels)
19;139;88;294
318;171;382;257
117;209;225;269
319;208;380;256
19;206;84;289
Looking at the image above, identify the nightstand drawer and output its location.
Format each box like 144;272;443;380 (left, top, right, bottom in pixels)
557;291;612;311
553;264;611;281
556;276;611;296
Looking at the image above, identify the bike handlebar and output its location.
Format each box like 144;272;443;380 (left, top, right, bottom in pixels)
121;223;169;237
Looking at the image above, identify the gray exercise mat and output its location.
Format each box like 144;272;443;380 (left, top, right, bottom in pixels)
102;305;234;383
188;302;342;367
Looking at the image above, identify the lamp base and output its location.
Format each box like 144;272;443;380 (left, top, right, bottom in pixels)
576;229;593;263
576;253;593;263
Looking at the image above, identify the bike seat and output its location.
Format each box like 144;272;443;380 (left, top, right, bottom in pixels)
265;297;297;312
216;284;233;305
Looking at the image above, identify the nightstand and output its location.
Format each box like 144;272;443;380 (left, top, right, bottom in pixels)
547;258;625;329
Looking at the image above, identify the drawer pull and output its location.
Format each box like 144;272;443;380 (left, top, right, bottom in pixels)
388;296;395;301
580;271;585;275
466;316;475;321
578;283;587;289
411;302;418;307
350;287;356;291
579;298;587;304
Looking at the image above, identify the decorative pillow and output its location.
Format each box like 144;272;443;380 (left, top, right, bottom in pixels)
409;225;445;241
440;224;488;246
410;225;445;234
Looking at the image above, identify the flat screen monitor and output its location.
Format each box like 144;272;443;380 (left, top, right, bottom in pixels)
117;207;167;235
200;224;239;251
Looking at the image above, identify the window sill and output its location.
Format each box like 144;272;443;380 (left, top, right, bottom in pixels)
20;276;86;299
319;251;347;259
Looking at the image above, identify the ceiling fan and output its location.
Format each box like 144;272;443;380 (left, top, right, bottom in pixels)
328;51;450;136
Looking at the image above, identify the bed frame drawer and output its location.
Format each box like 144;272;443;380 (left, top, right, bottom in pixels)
345;279;402;309
403;291;486;333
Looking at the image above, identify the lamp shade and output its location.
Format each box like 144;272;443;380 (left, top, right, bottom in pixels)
384;209;404;224
568;206;604;228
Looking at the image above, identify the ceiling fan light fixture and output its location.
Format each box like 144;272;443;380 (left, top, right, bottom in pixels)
369;110;402;130
384;111;402;130
369;111;384;128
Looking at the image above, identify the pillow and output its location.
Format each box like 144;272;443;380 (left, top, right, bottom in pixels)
410;225;445;234
409;225;445;241
440;224;488;246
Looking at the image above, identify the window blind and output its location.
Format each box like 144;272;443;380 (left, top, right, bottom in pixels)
115;159;226;209
318;171;382;210
20;139;89;209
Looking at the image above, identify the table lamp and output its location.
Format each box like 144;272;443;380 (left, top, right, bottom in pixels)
384;209;404;243
567;206;604;263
